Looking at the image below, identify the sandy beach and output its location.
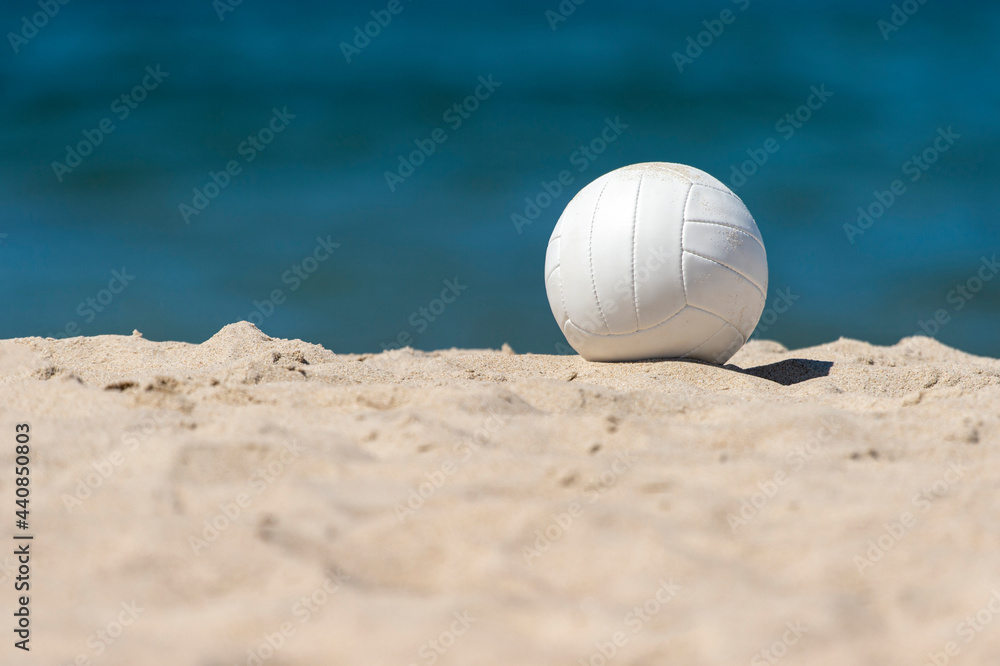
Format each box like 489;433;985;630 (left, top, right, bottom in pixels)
2;322;999;665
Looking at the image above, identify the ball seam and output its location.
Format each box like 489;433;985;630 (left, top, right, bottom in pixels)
682;248;766;298
630;172;644;331
684;219;766;252
681;320;731;358
555;239;570;330
566;304;687;337
686;302;754;341
588;180;612;334
680;182;693;303
681;250;767;297
686;321;745;364
689;181;745;203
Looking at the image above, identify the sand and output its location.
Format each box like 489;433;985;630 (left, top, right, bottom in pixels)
1;322;999;666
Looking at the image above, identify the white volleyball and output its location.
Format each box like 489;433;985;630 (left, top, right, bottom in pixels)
544;162;767;364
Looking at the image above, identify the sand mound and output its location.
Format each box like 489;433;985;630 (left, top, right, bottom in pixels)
2;324;998;665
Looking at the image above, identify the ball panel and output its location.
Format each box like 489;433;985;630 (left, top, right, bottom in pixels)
682;320;744;364
682;221;768;294
682;252;766;340
565;304;729;362
631;174;688;331
591;173;646;335
544;234;560;284
659;162;731;192
544;244;567;330
684;184;764;248
557;174;614;335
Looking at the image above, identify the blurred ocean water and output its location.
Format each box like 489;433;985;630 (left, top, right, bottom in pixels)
2;0;998;356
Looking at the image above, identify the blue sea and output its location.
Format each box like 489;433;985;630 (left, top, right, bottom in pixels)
2;0;999;356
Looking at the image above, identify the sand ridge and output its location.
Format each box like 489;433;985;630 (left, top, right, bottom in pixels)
1;322;999;665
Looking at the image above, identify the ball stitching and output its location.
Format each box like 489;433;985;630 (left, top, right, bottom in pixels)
630;172;644;331
680;182;694;305
587;180;612;334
